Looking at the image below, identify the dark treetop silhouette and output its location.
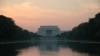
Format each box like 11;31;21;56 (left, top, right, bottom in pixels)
0;12;100;56
0;15;40;56
57;12;100;55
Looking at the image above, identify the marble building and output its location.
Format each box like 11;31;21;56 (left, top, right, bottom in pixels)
37;26;60;36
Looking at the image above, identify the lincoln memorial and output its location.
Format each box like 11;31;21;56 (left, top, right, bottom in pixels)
37;26;60;36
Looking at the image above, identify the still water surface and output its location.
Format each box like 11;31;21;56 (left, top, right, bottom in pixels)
16;37;89;56
17;47;89;56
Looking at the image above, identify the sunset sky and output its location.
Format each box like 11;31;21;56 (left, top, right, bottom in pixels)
0;0;100;32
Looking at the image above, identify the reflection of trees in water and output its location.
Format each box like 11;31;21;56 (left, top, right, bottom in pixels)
0;15;41;56
57;13;100;56
0;12;100;56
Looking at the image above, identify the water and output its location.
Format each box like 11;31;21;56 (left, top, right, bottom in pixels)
16;37;89;56
1;36;97;56
17;47;89;56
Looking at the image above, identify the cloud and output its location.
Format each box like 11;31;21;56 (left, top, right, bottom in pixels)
0;2;77;31
0;1;99;31
0;2;42;18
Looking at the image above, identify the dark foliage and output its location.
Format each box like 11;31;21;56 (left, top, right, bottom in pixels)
0;12;100;56
69;13;100;54
59;13;100;55
0;15;40;56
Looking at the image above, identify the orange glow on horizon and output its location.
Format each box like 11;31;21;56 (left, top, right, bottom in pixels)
0;0;100;32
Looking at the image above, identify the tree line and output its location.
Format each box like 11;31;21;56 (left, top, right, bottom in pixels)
0;12;100;56
0;15;41;56
57;12;100;56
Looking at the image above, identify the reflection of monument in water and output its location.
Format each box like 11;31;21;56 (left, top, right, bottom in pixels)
37;26;60;56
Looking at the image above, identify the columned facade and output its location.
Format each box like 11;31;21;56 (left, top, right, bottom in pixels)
37;26;60;36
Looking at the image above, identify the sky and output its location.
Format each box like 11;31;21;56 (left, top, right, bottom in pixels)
0;0;100;32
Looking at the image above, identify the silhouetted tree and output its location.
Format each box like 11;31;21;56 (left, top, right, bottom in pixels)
57;13;100;55
0;15;18;56
0;15;17;41
0;15;40;56
68;13;100;55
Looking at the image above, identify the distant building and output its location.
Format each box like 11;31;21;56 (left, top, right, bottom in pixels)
37;26;60;36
